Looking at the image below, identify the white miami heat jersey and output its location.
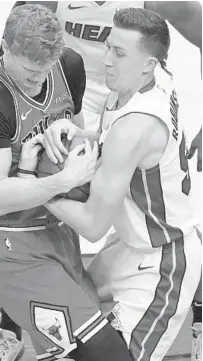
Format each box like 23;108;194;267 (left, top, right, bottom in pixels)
99;65;197;250
56;1;144;114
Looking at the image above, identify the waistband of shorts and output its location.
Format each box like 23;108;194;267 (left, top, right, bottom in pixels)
0;217;64;231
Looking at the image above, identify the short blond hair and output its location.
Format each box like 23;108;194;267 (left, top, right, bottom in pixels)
4;4;64;64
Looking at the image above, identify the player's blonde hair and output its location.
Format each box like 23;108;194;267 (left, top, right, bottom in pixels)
4;4;64;65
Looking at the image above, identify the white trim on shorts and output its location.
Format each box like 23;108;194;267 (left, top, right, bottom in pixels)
0;222;64;232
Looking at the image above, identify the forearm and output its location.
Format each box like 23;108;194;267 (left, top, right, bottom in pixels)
46;198;103;242
74;111;101;142
77;127;100;143
73;111;100;142
0;174;72;216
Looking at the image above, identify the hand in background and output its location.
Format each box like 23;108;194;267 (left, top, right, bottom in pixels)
188;127;202;172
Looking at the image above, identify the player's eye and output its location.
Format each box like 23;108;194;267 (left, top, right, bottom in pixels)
115;50;124;58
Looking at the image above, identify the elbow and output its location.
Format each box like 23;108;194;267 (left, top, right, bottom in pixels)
85;233;102;243
80;205;112;242
84;234;103;243
82;225;108;243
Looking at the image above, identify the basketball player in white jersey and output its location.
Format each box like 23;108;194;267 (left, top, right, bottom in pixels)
29;8;201;361
38;4;202;359
33;4;202;353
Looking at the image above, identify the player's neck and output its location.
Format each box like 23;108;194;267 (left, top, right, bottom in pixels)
117;73;154;109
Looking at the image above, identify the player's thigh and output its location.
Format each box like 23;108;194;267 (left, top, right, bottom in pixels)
0;259;104;359
144;232;202;361
108;235;202;361
0;234;105;359
87;230;122;310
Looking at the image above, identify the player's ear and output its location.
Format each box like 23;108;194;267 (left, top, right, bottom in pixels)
143;56;158;73
1;39;9;54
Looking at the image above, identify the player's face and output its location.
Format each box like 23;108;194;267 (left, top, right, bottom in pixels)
4;51;57;96
104;27;150;94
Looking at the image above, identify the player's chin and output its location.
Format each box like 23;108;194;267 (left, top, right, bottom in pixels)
26;79;43;88
105;76;116;91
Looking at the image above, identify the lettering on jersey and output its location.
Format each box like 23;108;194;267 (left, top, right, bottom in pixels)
170;90;179;141
55;91;69;104
21;116;49;143
21;109;72;144
64;109;71;120
65;22;111;42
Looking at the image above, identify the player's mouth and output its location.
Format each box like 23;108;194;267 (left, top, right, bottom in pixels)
27;79;42;85
105;66;115;76
105;72;115;77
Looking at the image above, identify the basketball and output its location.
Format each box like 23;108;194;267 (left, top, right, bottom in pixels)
37;137;90;202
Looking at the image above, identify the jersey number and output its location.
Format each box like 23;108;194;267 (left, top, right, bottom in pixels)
179;134;191;196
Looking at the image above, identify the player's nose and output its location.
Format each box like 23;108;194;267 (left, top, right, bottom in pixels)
104;49;114;67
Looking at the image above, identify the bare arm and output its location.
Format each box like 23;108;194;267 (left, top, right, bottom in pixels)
188;127;202;172
145;1;202;50
46;113;166;241
0;147;73;216
69;111;100;151
73;111;100;142
0;134;97;216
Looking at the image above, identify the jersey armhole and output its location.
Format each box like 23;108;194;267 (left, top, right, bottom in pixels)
0;76;20;144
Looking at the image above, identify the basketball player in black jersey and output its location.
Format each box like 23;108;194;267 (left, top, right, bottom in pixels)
0;4;135;361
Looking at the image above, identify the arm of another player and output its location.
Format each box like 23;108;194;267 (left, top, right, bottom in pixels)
145;1;202;50
188;127;202;172
0;143;62;216
46;113;161;241
0;137;97;216
145;2;202;172
70;111;101;153
67;111;85;151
